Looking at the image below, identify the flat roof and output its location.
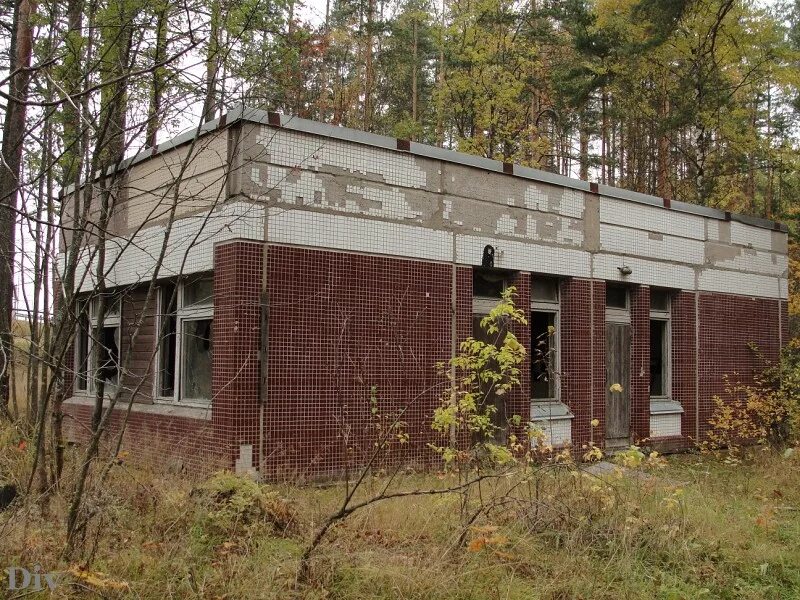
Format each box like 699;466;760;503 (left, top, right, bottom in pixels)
63;104;788;234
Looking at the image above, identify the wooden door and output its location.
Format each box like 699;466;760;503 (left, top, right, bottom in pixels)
605;322;631;448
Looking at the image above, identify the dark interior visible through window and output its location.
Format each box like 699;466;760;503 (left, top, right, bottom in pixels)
97;326;119;387
75;312;89;391
650;319;667;396
606;284;628;309
651;289;670;311
531;311;556;399
160;284;177;397
473;269;506;297
181;318;213;401
532;277;559;302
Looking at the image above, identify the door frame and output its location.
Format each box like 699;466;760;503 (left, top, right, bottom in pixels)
605;294;632;449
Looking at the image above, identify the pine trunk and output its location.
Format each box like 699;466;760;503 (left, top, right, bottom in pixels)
0;0;36;415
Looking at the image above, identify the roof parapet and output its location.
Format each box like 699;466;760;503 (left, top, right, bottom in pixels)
59;104;789;234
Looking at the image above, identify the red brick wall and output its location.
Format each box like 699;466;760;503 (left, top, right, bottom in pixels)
781;300;789;346
63;401;219;473
61;244;787;474
672;291;697;445
697;293;782;441
211;240;264;468
508;272;531;440
560;278;605;448
262;246;455;479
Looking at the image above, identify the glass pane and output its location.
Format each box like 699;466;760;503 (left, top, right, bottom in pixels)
76;316;89;391
106;297;121;317
606;284;628;309
97;326;119;388
182;318;213;401
473;270;505;298
91;296;120;319
650;290;670;312
650;320;666;396
532;278;559;302
159;284;178;396
531;311;556;399
184;277;214;307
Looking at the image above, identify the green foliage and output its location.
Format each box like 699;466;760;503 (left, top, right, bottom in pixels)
704;342;800;457
430;286;526;470
192;471;298;545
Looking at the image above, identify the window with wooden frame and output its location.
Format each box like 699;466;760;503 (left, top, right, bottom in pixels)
531;277;560;401
472;268;507;309
74;301;90;392
649;290;671;399
156;276;214;404
605;283;630;324
75;297;121;395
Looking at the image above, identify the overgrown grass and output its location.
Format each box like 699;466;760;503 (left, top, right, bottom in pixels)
0;427;799;599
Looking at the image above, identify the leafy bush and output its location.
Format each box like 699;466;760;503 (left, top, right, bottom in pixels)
192;471;299;541
705;342;800;455
430;286;527;470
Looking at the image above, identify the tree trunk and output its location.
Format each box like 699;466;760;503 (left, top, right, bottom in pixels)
656;95;670;199
364;0;375;131
99;0;134;166
600;90;608;184
0;0;36;416
579;110;589;181
412;18;418;135
146;1;169;148
202;0;221;124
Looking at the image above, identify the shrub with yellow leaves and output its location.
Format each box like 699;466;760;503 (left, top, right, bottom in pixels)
704;343;800;456
430;286;527;471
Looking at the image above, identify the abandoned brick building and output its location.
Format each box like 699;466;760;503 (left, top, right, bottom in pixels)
61;106;789;478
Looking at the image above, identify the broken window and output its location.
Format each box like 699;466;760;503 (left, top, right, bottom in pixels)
74;302;90;392
97;325;120;388
531;312;556;399
156;276;213;404
181;318;213;401
82;296;121;394
649;291;671;398
531;278;559;400
158;284;177;397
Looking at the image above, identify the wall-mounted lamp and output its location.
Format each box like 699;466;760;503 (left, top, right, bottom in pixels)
618;265;633;276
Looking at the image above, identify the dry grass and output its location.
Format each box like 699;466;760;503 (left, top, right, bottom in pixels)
0;425;799;599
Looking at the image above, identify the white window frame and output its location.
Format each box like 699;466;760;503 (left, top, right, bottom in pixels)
74;301;91;393
531;289;560;402
155;276;214;406
82;297;121;396
649;296;671;400
154;284;177;400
